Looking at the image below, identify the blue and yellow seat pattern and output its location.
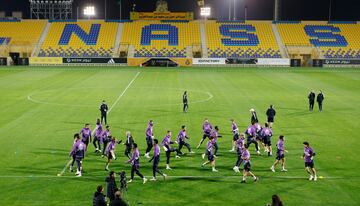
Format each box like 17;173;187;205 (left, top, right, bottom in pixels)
39;21;118;57
277;22;360;59
121;21;200;58
206;21;281;58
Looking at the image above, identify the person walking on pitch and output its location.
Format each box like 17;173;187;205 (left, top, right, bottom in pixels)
317;90;325;112
99;100;108;125
183;91;188;113
266;105;276;127
308;90;315;111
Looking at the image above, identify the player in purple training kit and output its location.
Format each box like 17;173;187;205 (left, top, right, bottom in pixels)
105;137;117;171
161;131;181;170
70;133;79;172
80;123;92;150
245;122;261;155
233;133;245;173
254;122;264;152
201;136;218;172
270;135;287;172
144;120;154;159
92;119;102;153
127;143;148;184
101;125;111;158
303;141;317;181
69;133;86;177
262;123;273;156
197;118;213;149
176;125;195;155
210;126;221;157
149;139;167;181
241;144;258;183
229;119;239;152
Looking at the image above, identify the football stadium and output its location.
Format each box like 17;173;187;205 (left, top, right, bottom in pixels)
0;0;359;205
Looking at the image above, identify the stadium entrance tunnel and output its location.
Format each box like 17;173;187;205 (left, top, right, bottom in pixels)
142;58;178;67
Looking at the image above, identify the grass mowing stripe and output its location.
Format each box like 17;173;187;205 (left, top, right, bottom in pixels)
58;71;141;176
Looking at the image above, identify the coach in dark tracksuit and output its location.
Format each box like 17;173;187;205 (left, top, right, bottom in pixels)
183;91;188;112
308;91;315;111
266;105;276;127
317;91;324;112
100;100;108;125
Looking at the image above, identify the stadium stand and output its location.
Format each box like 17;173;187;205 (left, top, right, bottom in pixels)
320;24;360;59
277;22;360;59
205;21;282;58
0;20;46;51
121;20;201;58
39;21;118;57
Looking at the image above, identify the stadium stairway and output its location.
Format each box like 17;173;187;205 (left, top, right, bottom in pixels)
32;21;51;57
113;23;123;57
271;24;288;58
200;22;208;58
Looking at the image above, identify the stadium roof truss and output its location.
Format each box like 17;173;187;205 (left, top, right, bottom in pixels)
29;0;73;20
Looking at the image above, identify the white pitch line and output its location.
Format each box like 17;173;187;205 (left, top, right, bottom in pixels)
108;71;141;113
0;175;346;179
58;72;141;176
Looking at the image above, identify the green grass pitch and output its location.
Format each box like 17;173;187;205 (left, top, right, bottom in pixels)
0;67;359;206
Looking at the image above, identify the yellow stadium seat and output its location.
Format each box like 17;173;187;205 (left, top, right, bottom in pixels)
121;21;201;58
39;21;117;57
205;21;281;58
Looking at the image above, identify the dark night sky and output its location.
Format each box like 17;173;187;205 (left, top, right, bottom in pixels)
0;0;359;21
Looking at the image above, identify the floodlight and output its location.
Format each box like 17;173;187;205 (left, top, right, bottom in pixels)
84;6;95;17
200;7;211;17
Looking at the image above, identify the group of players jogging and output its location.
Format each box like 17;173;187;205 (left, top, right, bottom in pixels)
68;107;318;183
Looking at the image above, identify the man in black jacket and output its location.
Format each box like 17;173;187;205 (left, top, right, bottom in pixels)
100;100;108;125
110;191;128;206
105;171;118;202
93;185;107;206
124;131;134;159
317;91;325;112
308;91;315;111
266;105;276;127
